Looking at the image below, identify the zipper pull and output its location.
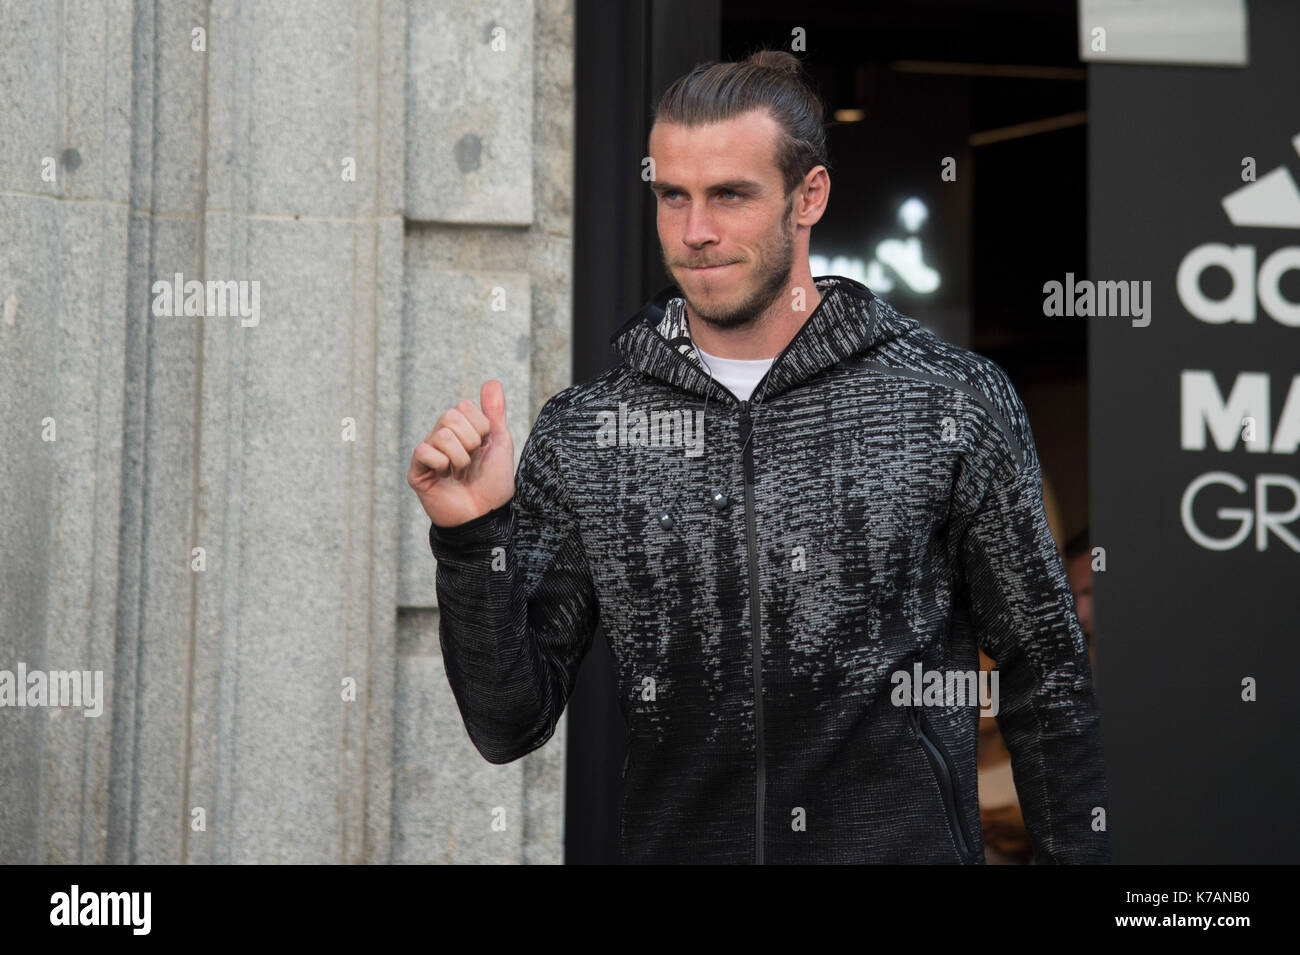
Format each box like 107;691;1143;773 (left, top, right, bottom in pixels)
739;400;755;487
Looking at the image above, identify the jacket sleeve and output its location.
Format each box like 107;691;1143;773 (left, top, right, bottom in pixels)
954;381;1112;864
428;400;600;764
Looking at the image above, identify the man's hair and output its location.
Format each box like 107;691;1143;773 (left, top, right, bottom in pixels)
653;49;832;201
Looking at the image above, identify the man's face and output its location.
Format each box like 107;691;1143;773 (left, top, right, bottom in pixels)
649;108;803;329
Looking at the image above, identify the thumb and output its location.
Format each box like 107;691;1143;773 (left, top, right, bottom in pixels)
480;379;508;434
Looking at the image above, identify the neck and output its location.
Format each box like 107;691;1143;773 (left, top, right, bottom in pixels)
684;266;824;360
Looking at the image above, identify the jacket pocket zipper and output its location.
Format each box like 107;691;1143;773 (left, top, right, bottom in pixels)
911;708;973;861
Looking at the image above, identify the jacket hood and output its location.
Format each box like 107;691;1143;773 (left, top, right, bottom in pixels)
608;274;919;404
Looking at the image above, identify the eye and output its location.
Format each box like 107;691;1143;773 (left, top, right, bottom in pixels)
720;189;740;200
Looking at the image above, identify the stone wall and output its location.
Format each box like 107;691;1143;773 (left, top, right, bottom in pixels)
0;0;572;865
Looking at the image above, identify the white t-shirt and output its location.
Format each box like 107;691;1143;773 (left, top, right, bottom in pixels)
694;344;776;403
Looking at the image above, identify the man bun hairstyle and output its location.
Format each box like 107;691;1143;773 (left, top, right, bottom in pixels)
654;49;832;200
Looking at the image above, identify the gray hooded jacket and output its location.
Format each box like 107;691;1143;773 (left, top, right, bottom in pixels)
428;274;1111;864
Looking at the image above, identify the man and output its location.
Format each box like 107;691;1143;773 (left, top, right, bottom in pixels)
408;50;1110;864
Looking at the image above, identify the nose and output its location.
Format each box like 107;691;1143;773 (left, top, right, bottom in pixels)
681;201;719;250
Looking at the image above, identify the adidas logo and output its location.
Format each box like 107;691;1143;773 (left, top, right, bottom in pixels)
1176;131;1300;327
1221;133;1300;228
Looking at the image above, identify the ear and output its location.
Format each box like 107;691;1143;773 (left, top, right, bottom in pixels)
794;166;830;227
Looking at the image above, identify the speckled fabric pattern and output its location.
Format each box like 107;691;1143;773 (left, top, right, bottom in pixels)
429;274;1111;864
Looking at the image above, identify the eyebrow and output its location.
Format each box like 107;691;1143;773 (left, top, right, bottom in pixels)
649;178;763;196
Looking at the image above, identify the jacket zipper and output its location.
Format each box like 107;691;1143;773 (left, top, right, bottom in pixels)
910;706;973;861
739;399;765;865
651;299;840;865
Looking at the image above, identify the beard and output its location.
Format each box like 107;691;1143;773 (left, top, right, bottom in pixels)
664;203;797;331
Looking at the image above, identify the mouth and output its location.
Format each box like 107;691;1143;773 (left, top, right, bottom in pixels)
685;262;738;272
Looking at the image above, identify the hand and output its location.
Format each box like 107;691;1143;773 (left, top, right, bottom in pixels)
407;380;515;528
